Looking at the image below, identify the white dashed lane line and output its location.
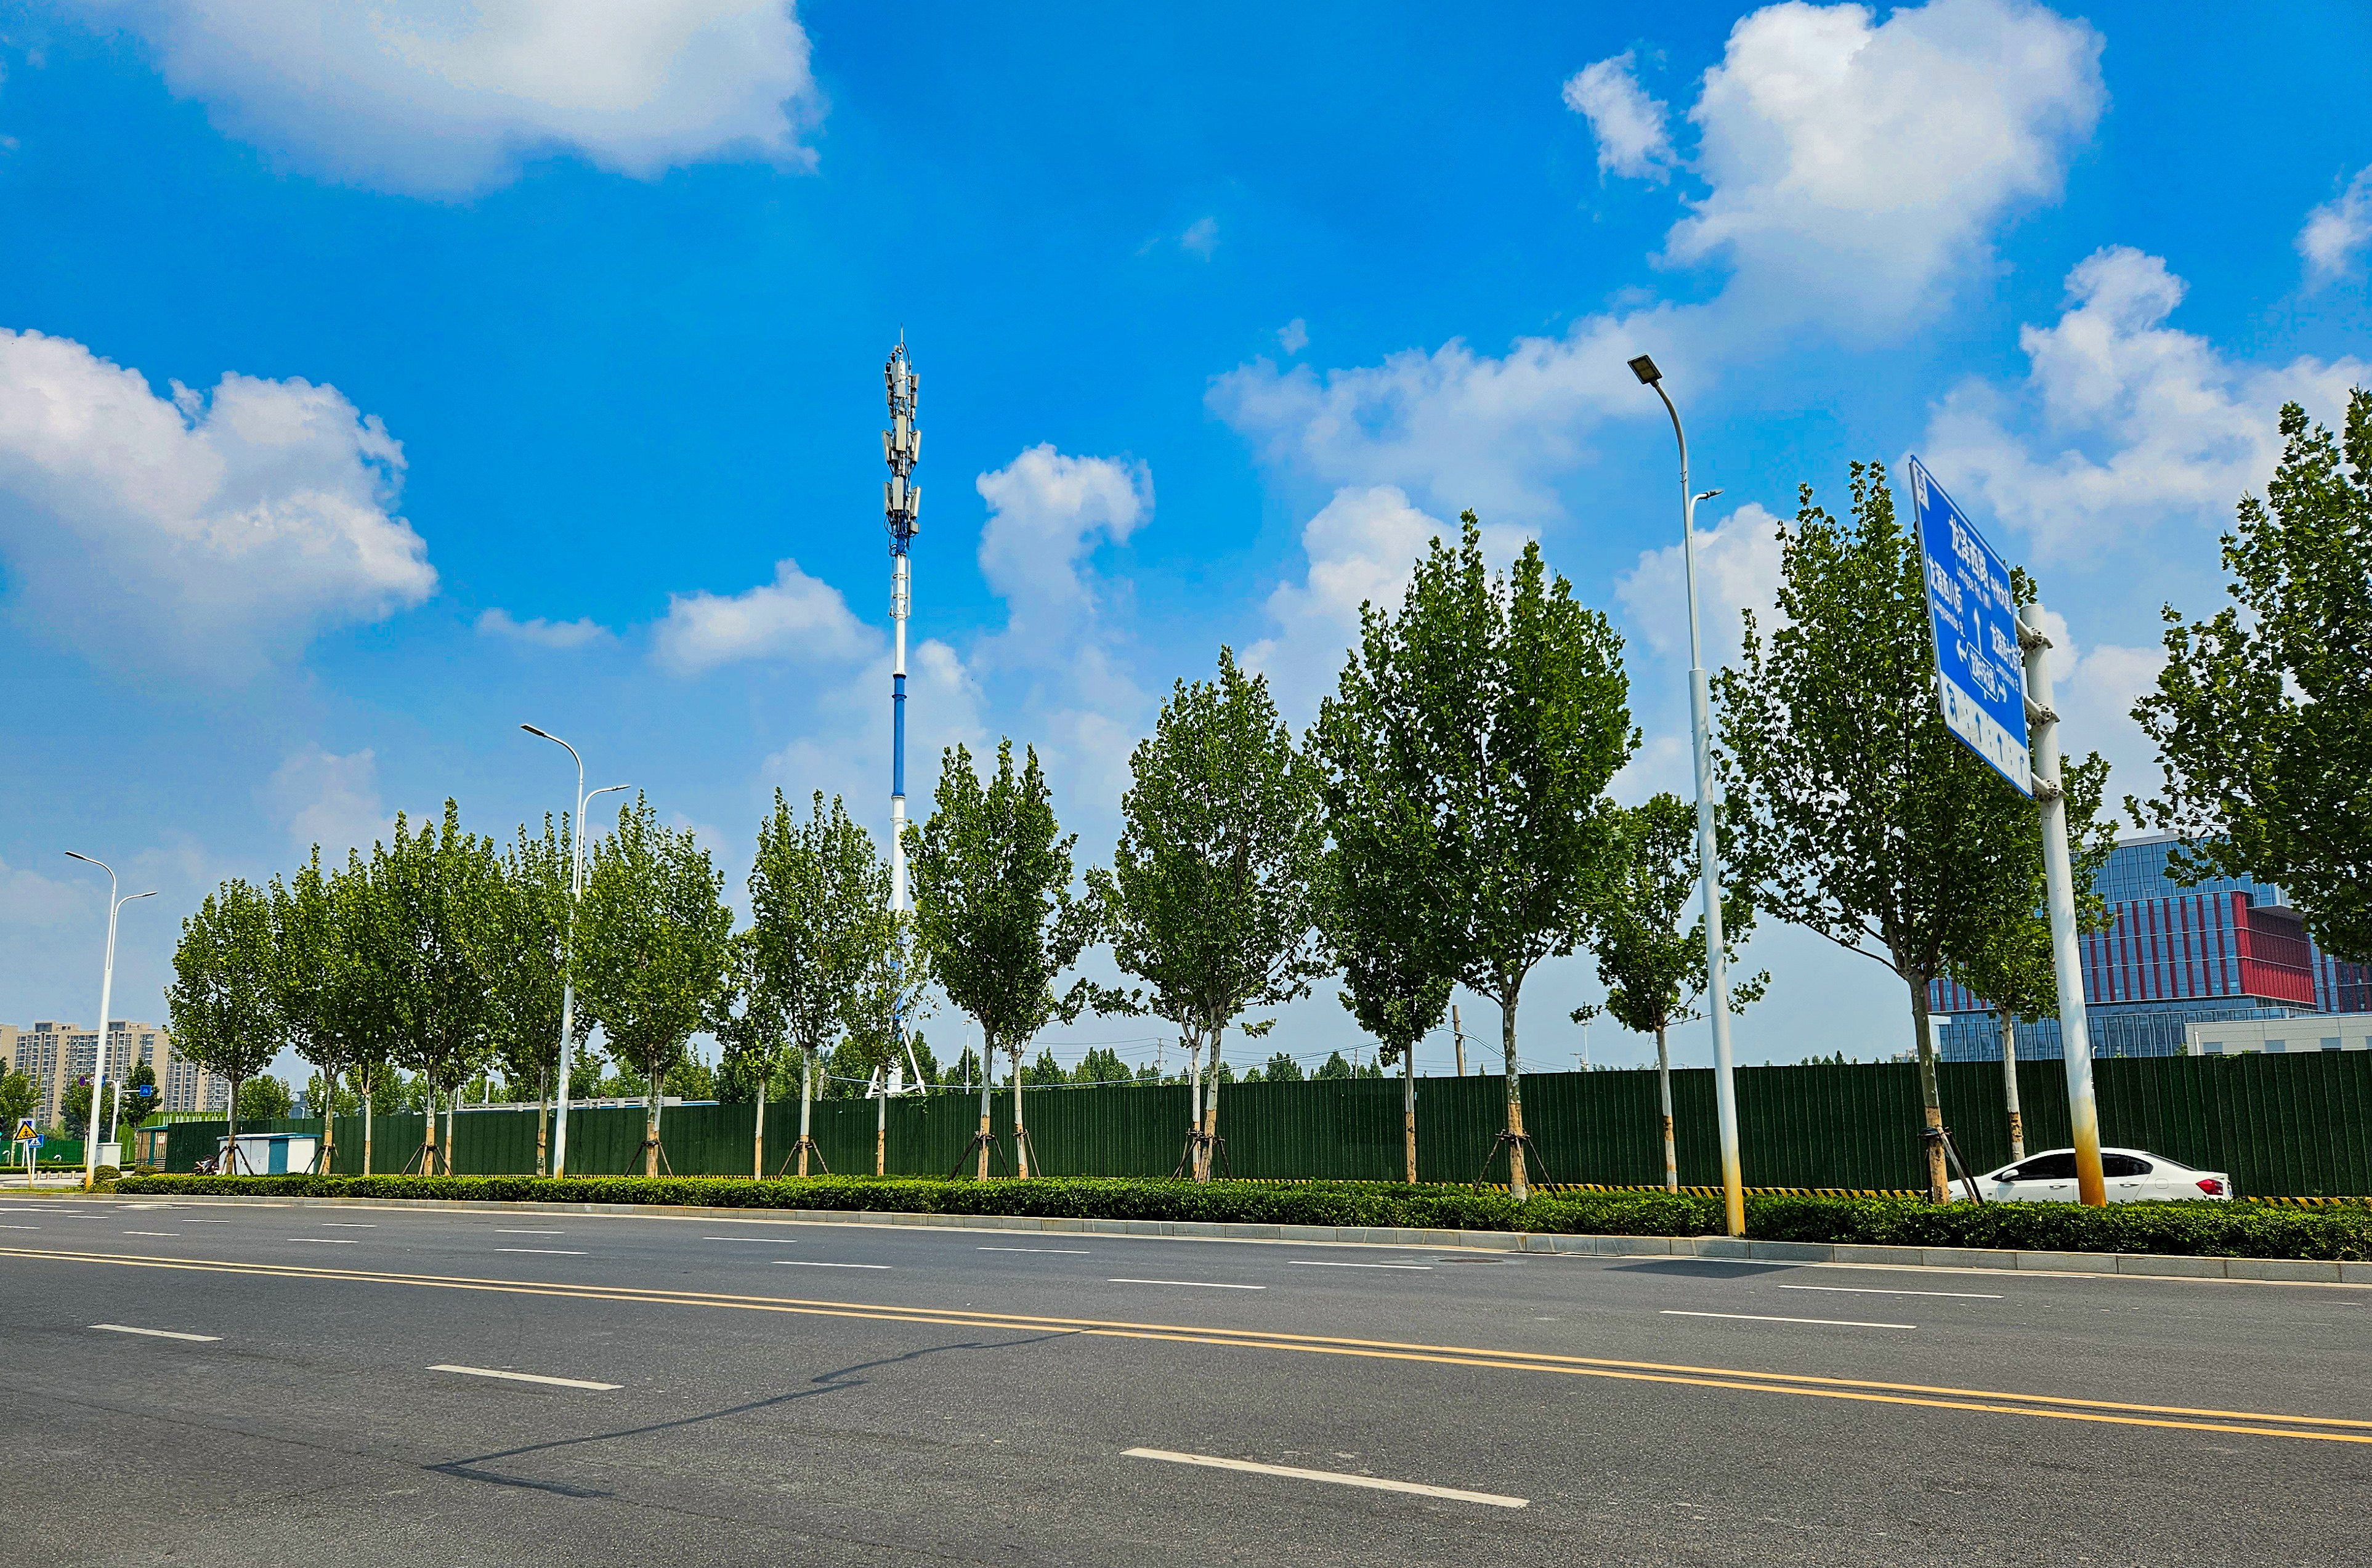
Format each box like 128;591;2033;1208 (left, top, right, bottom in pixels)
1662;1309;1915;1330
497;1248;587;1255
1289;1261;1433;1271
92;1324;219;1342
1123;1449;1526;1508
774;1261;890;1269
979;1246;1091;1255
428;1364;619;1391
1779;1283;2002;1300
1109;1279;1265;1290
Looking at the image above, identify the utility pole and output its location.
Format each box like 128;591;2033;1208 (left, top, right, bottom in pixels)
883;341;926;1093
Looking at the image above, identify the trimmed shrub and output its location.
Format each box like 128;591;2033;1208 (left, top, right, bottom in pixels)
107;1173;2372;1261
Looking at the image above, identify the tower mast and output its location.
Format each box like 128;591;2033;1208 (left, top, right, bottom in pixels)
883;342;923;1085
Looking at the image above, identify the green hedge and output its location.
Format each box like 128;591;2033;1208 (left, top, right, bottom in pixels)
108;1173;2372;1261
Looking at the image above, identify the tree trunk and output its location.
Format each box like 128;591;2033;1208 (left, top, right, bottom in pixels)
1011;1048;1027;1179
226;1073;242;1174
976;1036;993;1181
362;1088;373;1177
753;1071;767;1180
1202;1028;1223;1181
645;1055;662;1179
875;1072;887;1177
317;1069;337;1175
1452;1004;1466;1077
446;1085;458;1174
1655;1022;1677;1193
798;1048;814;1178
1187;1033;1205;1182
535;1068;549;1178
423;1081;439;1175
1999;1009;2025;1162
1908;971;1949;1203
1402;1041;1417;1186
1499;993;1528;1202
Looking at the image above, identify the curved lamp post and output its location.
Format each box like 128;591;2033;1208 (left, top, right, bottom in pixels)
63;852;155;1193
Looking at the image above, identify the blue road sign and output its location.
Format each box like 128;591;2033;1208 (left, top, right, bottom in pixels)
1906;456;2030;796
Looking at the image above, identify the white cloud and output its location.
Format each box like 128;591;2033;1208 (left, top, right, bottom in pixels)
1216;1;2104;519
651;557;872;675
1241;485;1448;720
0;855;85;927
1669;0;2103;327
975;445;1151;631
1925;246;2371;564
1180;216;1220;259
1563;51;1674;182
76;0;825;196
1614;501;1788;669
0;328;436;676
763;636;988;830
1277;318;1308;355
265;745;386;855
2299;166;2372;285
476;607;609;649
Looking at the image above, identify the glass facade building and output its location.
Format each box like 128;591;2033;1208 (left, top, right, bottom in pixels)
1929;835;2371;1060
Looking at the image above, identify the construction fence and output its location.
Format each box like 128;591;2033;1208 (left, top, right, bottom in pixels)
156;1049;2372;1198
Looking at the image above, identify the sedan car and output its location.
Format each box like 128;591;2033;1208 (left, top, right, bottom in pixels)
1972;1146;2235;1203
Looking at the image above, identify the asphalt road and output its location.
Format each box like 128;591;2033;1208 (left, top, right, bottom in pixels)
3;1195;2368;1567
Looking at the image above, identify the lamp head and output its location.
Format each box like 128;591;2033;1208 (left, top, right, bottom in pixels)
1627;355;1662;386
63;850;98;866
520;723;553;740
1695;488;1723;503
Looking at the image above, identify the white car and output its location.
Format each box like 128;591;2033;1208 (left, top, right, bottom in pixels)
1972;1146;2235;1203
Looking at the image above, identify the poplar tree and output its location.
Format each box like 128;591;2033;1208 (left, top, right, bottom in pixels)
907;741;1103;1178
745;790;895;1175
486;817;573;1174
1714;465;2110;1201
1579;794;1762;1192
578;795;734;1177
1092;648;1329;1181
1311;516;1634;1199
270;848;362;1173
166;879;284;1173
362;802;503;1174
2132;392;2372;961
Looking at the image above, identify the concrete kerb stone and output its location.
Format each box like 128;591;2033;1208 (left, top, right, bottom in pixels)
94;1191;2372;1283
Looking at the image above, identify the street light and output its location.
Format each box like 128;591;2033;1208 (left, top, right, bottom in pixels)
520;724;628;1179
1627;354;1746;1239
62;852;155;1192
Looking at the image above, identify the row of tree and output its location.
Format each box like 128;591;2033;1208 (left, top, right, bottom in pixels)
163;394;2368;1201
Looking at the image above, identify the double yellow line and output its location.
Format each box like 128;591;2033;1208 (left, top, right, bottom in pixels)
7;1243;2367;1446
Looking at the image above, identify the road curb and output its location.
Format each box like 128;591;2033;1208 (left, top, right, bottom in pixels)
98;1191;2372;1283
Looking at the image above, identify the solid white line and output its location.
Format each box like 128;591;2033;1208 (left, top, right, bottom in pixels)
1662;1309;1915;1330
1290;1261;1433;1271
428;1364;619;1391
92;1324;219;1342
1781;1283;2002;1300
1123;1448;1525;1508
497;1248;586;1255
774;1261;890;1269
1109;1278;1265;1290
979;1246;1091;1255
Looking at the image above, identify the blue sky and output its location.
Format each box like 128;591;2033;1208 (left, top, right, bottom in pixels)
4;0;2368;1082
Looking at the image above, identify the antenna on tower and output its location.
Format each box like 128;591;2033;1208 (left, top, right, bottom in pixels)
883;342;925;1091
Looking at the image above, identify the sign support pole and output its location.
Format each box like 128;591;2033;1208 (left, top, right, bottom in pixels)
2016;602;2107;1206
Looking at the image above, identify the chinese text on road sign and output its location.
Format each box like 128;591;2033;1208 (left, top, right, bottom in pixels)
1908;455;2030;796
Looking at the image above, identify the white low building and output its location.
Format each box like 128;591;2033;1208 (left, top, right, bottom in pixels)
2185;1014;2372;1055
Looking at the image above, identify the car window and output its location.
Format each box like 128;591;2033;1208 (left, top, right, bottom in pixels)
2101;1154;2153;1177
2009;1153;2078;1181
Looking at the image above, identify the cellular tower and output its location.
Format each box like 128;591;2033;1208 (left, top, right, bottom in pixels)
883;342;922;1079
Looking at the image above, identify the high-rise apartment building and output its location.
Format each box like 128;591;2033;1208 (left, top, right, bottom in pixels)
1929;835;2371;1060
0;1020;228;1128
